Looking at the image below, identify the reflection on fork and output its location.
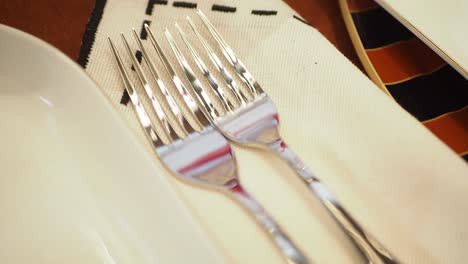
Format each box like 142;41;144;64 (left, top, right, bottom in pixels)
163;10;399;264
107;28;311;263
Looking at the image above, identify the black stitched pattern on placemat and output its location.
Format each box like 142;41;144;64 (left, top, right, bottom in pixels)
293;15;310;26
146;0;168;15
212;4;236;13
140;20;151;40
78;0;107;67
120;90;130;105
135;50;143;63
130;50;143;71
118;2;315;105
173;1;197;9
251;10;277;16
123;49;142;105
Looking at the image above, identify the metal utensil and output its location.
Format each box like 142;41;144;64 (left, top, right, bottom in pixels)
168;10;398;264
107;30;311;264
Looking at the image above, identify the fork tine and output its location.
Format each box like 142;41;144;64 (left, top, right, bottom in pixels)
131;29;191;137
144;24;209;130
187;16;248;105
196;10;264;97
175;23;234;113
107;37;164;148
185;16;248;107
120;33;179;142
164;28;220;121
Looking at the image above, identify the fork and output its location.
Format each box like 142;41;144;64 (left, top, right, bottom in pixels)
107;31;311;264
165;10;399;264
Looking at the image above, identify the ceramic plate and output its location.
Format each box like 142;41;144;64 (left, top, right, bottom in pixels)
0;24;224;264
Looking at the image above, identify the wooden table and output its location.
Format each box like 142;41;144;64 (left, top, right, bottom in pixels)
0;0;362;69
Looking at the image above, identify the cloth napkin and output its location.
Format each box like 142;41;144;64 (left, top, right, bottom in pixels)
82;0;468;263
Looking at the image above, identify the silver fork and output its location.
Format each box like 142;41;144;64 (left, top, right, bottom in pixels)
107;31;311;264
167;10;399;264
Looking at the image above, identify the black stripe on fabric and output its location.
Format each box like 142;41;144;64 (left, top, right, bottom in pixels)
387;65;468;121
135;50;143;63
120;90;130;105
173;1;197;8
77;0;107;67
146;0;168;15
140;20;151;40
130;50;143;71
293;15;311;26
463;153;468;162
251;10;277;16
351;7;413;49
212;4;236;13
125;50;143;104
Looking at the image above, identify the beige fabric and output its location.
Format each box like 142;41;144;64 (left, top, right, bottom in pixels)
85;0;468;263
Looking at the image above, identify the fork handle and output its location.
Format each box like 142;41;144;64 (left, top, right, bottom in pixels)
229;184;311;264
268;140;398;264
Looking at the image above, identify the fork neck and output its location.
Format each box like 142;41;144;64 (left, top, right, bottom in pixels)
216;94;282;146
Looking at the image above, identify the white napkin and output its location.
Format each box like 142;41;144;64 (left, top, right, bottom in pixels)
84;0;468;263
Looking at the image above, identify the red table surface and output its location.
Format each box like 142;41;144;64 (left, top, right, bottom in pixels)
0;0;362;69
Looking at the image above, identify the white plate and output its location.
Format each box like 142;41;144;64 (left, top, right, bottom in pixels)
0;24;224;264
375;0;468;78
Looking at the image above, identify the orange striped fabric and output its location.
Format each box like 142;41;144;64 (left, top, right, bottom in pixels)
366;38;447;84
343;0;468;158
423;107;468;155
